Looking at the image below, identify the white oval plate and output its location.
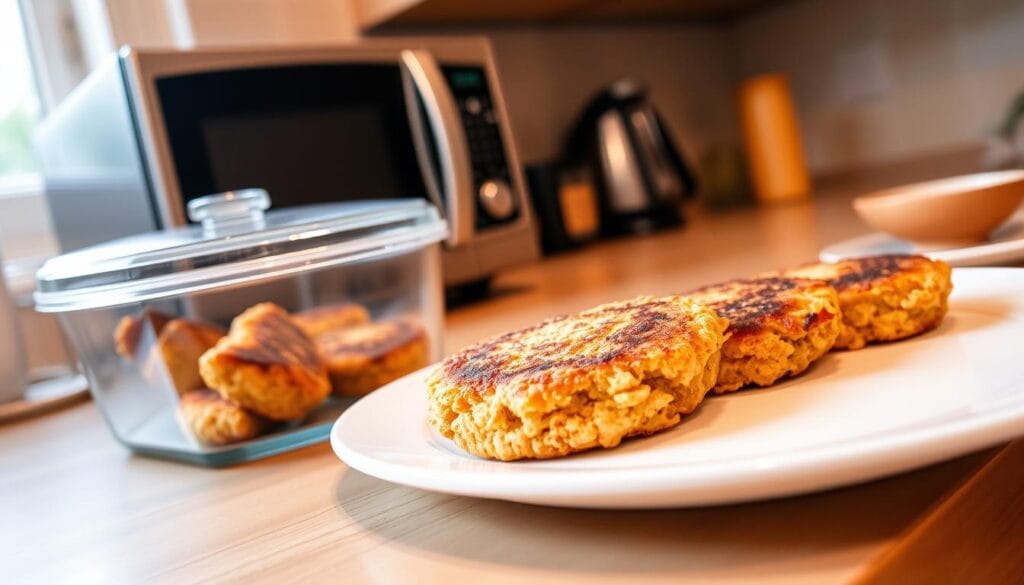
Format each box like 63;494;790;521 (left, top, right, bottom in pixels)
332;268;1024;509
820;211;1024;266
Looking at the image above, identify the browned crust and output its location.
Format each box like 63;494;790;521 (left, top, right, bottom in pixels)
685;277;837;339
113;309;174;360
292;303;371;337
158;318;226;348
317;320;429;396
319;319;432;397
772;254;953;350
146;318;226;395
317;320;425;366
198;303;331;421
832;255;932;290
428;295;728;460
782;254;937;291
178;389;268;445
437;296;717;395
215;303;322;369
686;276;842;392
180;387;231;408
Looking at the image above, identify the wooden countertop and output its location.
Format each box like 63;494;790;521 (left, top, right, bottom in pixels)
1;173;1012;584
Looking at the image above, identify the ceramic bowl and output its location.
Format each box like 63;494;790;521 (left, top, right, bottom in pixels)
853;170;1024;246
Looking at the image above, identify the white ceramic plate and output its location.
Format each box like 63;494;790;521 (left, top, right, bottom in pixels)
332;268;1024;509
820;210;1024;266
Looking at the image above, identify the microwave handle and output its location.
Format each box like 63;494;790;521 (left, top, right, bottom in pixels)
400;49;473;247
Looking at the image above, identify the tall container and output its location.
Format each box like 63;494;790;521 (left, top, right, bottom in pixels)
738;73;812;204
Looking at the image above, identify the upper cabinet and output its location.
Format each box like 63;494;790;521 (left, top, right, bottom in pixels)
354;0;783;30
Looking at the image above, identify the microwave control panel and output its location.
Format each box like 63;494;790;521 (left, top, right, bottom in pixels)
442;66;520;229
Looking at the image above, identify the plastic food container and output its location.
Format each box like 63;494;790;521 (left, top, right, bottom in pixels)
35;190;447;466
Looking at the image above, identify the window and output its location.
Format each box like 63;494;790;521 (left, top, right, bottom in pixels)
0;0;41;193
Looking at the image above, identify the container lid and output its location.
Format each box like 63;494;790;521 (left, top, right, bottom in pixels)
35;190;448;312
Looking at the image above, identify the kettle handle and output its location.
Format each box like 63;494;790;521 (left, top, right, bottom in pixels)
562;79;645;165
651;110;698;199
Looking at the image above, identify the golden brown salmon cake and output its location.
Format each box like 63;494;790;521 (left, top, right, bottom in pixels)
113;309;173;360
685;277;841;393
142;318;225;396
178;389;268;445
316;320;428;396
292;303;371;337
199;303;331;421
428;295;729;461
774;255;952;350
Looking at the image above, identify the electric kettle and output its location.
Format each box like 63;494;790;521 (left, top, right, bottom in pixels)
564;79;697;236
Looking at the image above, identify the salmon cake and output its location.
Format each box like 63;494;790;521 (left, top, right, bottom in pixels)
199;303;331;421
142;318;225;395
316;320;428;396
775;255;952;350
428;295;729;461
178;389;268;445
113;308;173;360
292;302;370;337
686;277;841;393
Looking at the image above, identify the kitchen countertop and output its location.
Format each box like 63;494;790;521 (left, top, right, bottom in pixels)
1;167;1011;584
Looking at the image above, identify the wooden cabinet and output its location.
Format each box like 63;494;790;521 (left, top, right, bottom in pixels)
355;0;782;31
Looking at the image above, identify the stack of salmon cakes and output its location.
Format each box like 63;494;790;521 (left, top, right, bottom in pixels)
428;254;953;461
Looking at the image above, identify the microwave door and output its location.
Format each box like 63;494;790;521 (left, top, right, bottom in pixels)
401;69;445;225
156;62;435;219
400;50;474;247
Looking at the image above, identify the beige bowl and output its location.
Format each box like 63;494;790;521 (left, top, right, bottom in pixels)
853;170;1024;246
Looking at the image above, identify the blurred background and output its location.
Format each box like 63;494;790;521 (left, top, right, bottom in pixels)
2;0;1024;256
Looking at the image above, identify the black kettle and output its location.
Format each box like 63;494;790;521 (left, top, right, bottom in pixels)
564;79;697;236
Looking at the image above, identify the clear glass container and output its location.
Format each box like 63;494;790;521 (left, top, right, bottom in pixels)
35;191;448;466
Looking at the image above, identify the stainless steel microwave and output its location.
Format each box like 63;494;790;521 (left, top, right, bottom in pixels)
36;37;538;287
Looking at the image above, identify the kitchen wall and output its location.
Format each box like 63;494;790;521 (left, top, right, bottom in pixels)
38;0;1024;176
103;0;359;47
10;0;1020;263
359;0;1024;174
169;0;359;46
100;1;738;168
25;0;1024;209
382;23;737;166
731;0;1024;174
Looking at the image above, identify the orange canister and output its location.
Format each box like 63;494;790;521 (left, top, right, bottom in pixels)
737;73;811;203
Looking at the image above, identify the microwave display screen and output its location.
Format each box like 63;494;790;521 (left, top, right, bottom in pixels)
447;69;484;90
157;64;428;215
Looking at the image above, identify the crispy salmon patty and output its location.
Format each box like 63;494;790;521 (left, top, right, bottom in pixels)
686;277;842;393
427;295;728;461
773;255;952;350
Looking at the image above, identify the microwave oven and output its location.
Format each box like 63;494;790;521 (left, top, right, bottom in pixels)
35;37;538;287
